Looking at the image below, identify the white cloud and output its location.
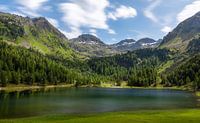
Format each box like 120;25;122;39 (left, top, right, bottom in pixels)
17;7;40;17
0;5;9;11
11;11;26;17
161;26;172;33
15;0;49;17
89;29;97;33
0;5;26;17
59;0;109;29
58;29;69;38
59;0;115;38
15;0;48;10
130;29;152;40
60;27;82;39
177;0;200;22
108;5;137;20
89;29;98;37
144;0;161;23
144;0;175;34
46;18;59;28
108;29;116;34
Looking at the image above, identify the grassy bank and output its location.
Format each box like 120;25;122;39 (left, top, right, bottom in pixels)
0;84;73;92
196;91;200;97
0;83;186;93
1;109;200;123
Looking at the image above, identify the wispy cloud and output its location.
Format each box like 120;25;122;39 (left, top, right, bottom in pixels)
144;0;161;23
0;5;26;17
130;30;151;40
108;29;116;34
0;5;9;11
177;0;200;23
161;26;172;33
144;0;176;34
15;0;49;17
89;29;98;37
61;27;82;39
46;17;59;28
59;0;113;38
15;0;48;10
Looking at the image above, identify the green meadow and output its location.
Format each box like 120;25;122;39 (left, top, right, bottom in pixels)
1;109;200;123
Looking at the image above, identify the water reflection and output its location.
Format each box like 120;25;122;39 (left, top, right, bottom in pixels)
0;88;199;119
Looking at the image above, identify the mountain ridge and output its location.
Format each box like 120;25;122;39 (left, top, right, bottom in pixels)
160;11;200;52
0;12;83;61
111;37;160;52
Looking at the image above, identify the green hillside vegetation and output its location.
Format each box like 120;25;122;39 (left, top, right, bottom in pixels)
0;12;84;61
0;41;104;87
87;48;170;87
187;37;200;54
162;54;200;90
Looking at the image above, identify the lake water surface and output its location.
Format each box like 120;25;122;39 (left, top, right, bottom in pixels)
0;87;199;119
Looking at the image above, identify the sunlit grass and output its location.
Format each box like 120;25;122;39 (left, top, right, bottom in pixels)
1;109;200;123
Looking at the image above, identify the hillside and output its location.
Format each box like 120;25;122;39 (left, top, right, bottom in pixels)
162;54;200;90
0;12;84;60
160;12;200;52
87;48;170;86
0;41;106;87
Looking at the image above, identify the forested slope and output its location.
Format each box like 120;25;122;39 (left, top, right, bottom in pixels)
0;41;103;87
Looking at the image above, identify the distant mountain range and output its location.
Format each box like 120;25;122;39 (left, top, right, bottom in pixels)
69;34;161;56
111;38;161;52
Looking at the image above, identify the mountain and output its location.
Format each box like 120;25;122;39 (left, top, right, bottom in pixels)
69;34;119;57
137;38;159;48
70;34;104;45
112;38;159;52
111;39;136;51
0;12;83;60
69;33;161;56
113;39;136;46
69;35;160;56
160;11;200;52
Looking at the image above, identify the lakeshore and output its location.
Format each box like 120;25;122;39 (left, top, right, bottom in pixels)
0;83;198;94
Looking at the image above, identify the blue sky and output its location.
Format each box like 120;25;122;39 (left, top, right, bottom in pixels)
0;0;200;44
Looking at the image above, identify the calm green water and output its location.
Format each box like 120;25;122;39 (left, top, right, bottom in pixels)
0;87;199;119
